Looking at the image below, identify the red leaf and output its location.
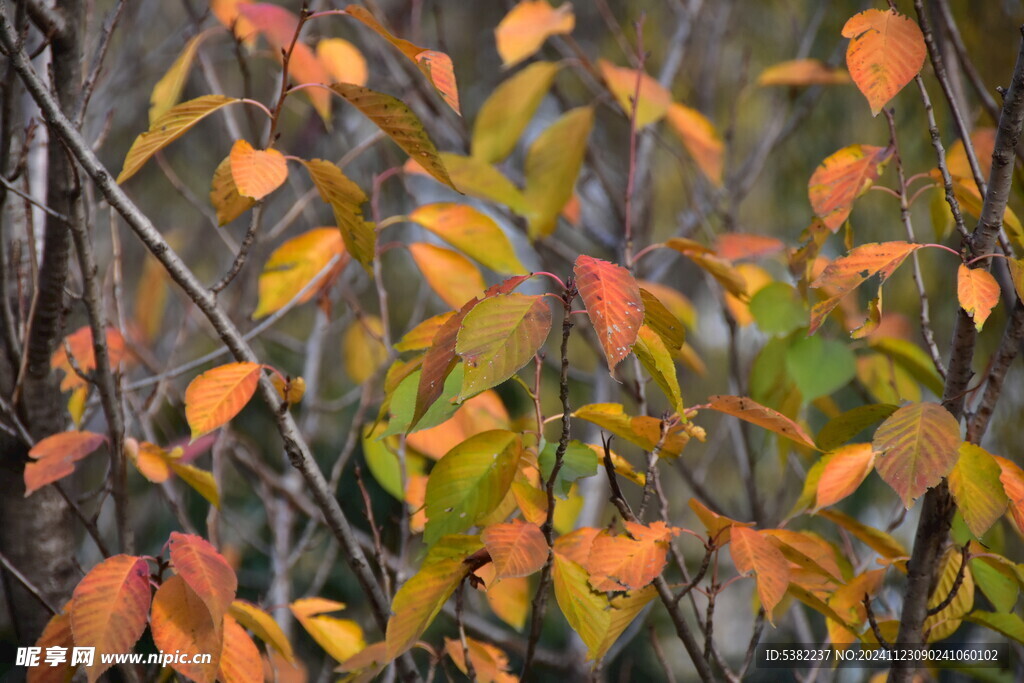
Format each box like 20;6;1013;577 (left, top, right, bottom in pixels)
705;395;817;450
574;255;644;374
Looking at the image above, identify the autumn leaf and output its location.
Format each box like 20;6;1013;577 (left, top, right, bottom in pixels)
666;103;724;186
51;326;128;391
167;532;238;626
957;263;1000;331
597;59;671;127
715;233;785;262
815;443;877;509
994;455;1024;531
423;430;522;545
482;519;548;578
495;0;575;67
922;547;974;642
210;0;256;46
573;403;691;458
816;508;907;558
472;61;561;162
150;575;221;683
757;59;850;87
409;203;525;274
169;460;221;508
455;293;551;399
705;395;817;450
524;107;593;239
118;95;238;183
184;362;263;440
298;158;372;268
210;155;255;226
24;431;106;497
688;498;753;545
632;324;684;414
290;598;365;663
229;600;295;662
413;298;478;427
218;615;262;683
343;316;387;384
587;521;680;591
229;139;288;200
149;32;208;123
329;83;455;189
1008;258;1024;303
665;240;747;298
29;604;75;683
872;402;962;508
409;243;486;310
316;38;367;86
808;144;892;231
808;241;922;334
730;527;790;623
575;255;644;373
842;8;926;116
407;391;509;460
445;637;518;683
949;443;1008;538
551;553;611;660
70;555;152;682
409;153;527;213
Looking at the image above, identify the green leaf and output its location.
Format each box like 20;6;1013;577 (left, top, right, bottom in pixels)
299;159;374;268
538;440;599;497
409;203;525;274
362;424;425;500
632;325;684;414
784;335;856;400
816;403;898;452
329;84;455;189
454;294;552;400
970;557;1019;613
749;282;806;336
967;611;1024;645
872;402;962;507
948;443;1008;538
551;553;611;661
524;107;593;239
119;94;238;183
423;430;522;546
472;61;560;163
384;365;465;437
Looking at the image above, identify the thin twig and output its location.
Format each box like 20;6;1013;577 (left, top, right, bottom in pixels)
0;548;60;616
863;593;891;650
74;0;126;127
210;202;263;294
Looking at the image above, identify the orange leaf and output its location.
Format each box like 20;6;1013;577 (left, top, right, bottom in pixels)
51;326;128;391
808;144;892;231
808;241;922;334
587;521;679;591
574;255;644;374
872;402;962;507
316;38;367;86
229;139;288;200
948;128;996;181
816;508;907;559
705;395;817;450
24;431;106;497
482;519;548;579
815;443;877;509
184;362;263;440
130;440;172;483
407;391;508;460
494;0;575;68
757;59;850;87
210;0;256;46
168;532;238;626
729;527;790;623
994;455;1024;531
409;243;486;310
151;575;221;683
597;59;671;128
553;526;601;567
957;264;1000;331
714;233;785;262
666;103;724;186
210;155;255;226
444;637;518;683
687;498;753;545
29;604;75;683
70;555;151;682
842;9;926;116
218;614;262;683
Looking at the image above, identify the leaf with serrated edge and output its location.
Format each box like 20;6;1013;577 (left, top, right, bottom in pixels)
808;144;892;231
842;9;926;116
118;95;238;183
396;312;455;352
254;227;346;319
299;159;373;268
922;547;974;642
967;611;1024;645
218;615;262;683
639;288;685;350
482;519;548;578
184;362;262;440
706;395;817;450
730;527;790;623
525;107;593;239
455;293;551;400
30;604;75;683
688;498;753;545
329;83;454;189
816;403;898;452
409;243;486;310
70;556;151;683
573;403;690;457
210;155;255;226
150;575;221;683
168;532;237;626
410;203;525;274
957;263;1000;331
495;0;575;68
444;637;517;682
473;61;560;162
386;535;481;659
291;598;365;663
229;139;288;200
949;443;1008;538
424;431;521;545
872;402;962;507
229;600;295;662
815;443;876;509
551;553;611;660
575;255;644;373
808;241;922;334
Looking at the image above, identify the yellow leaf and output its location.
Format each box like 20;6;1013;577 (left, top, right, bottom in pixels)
229;139;288;200
409;243;486;310
948;443;1008;538
524;106;593;239
666;103;724;186
551;553;611;660
254;228;346;319
597;59;671;128
757;59;850;87
316;38;367;86
343;316;388;384
230;600;295;662
130;440;172;483
472;61;561;163
184;362;263;440
842;8;926;116
150;33;209;124
495;0;575;67
169;461;221;509
291;598;365;663
409;203;525;274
